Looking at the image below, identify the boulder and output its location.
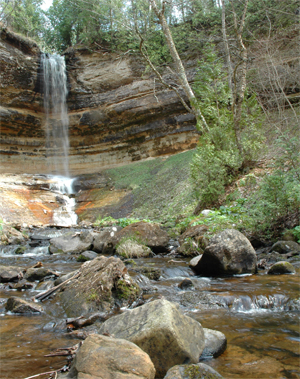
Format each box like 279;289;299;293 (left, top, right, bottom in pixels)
59;255;140;317
270;241;300;255
0;225;27;245
104;222;169;254
24;267;59;282
178;225;209;256
49;230;93;254
194;229;257;276
164;363;224;379
64;334;155;379
200;328;227;358
92;227;122;253
98;298;205;378
116;239;152;258
0;265;23;283
189;255;202;270
267;261;296;275
5;296;43;314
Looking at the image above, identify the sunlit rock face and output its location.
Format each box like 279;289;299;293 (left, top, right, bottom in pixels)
0;28;198;176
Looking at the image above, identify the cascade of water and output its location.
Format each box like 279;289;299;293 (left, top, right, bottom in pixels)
41;53;70;178
41;53;77;226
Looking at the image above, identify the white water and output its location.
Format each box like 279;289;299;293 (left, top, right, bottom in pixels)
41;54;78;226
49;176;78;227
42;53;69;177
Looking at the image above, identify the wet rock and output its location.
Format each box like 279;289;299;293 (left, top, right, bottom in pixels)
281;230;297;242
189;255;202;269
98;298;205;378
54;270;79;286
178;278;194;289
1;225;27;245
92;227;122;253
9;280;34;291
116;239;152;259
24;267;59;282
134;267;161;281
76;250;98;261
61;334;155;379
194;229;257;276
164;363;224;379
267;261;296;275
5;296;43;314
0;265;23;283
200;328;227;358
178;225;209;257
104;222;169;254
15;246;27;255
49;230;93;254
59;255;140;317
270;241;300;255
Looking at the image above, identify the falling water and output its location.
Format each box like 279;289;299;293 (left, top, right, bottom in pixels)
41;53;69;178
41;53;77;225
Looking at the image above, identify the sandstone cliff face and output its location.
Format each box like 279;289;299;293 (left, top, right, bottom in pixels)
0;29;198;176
65;47;198;175
0;27;47;173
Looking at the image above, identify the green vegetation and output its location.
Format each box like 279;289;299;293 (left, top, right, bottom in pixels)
76;254;89;262
116;236;151;259
94;216;151;228
105;151;197;221
115;279;140;301
293;227;300;243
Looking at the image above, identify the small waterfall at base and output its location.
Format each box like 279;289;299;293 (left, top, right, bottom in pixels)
41;53;77;226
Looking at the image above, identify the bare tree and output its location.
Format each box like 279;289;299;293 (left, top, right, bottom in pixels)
148;0;209;132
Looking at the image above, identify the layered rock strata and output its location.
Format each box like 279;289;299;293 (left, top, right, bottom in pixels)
0;28;199;176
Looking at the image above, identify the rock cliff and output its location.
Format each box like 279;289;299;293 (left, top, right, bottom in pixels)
0;27;198;176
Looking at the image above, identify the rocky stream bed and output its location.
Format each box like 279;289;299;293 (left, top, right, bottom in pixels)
0;222;299;379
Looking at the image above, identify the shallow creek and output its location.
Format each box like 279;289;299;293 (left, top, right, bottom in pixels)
0;238;299;379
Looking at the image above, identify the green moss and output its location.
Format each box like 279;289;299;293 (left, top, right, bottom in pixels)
76;254;89;262
115;279;139;301
183;365;220;379
15;246;26;255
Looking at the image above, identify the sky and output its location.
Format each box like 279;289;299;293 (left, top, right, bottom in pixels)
41;0;53;11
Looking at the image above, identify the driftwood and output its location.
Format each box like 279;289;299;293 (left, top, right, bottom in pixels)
34;272;80;302
45;342;82;357
66;312;107;329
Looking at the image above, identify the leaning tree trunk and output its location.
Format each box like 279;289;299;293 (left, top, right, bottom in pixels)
148;0;209;132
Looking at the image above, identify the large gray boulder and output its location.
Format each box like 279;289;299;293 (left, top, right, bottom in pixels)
62;334;155;379
49;230;93;254
164;363;224;379
193;229;257;276
98;298;205;378
59;255;140;317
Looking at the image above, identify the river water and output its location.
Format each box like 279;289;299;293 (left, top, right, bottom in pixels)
0;239;299;379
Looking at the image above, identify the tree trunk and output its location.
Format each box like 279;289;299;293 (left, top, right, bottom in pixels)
148;0;209;131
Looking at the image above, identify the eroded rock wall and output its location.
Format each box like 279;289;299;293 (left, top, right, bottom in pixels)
0;29;198;176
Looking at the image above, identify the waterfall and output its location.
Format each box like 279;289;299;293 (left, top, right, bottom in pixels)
41;53;77;226
41;53;70;178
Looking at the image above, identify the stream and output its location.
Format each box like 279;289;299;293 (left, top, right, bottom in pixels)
0;232;299;379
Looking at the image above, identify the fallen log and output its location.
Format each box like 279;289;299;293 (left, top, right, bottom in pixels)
34;272;80;302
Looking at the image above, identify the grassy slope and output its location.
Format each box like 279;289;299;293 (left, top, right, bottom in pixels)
104;150;197;222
